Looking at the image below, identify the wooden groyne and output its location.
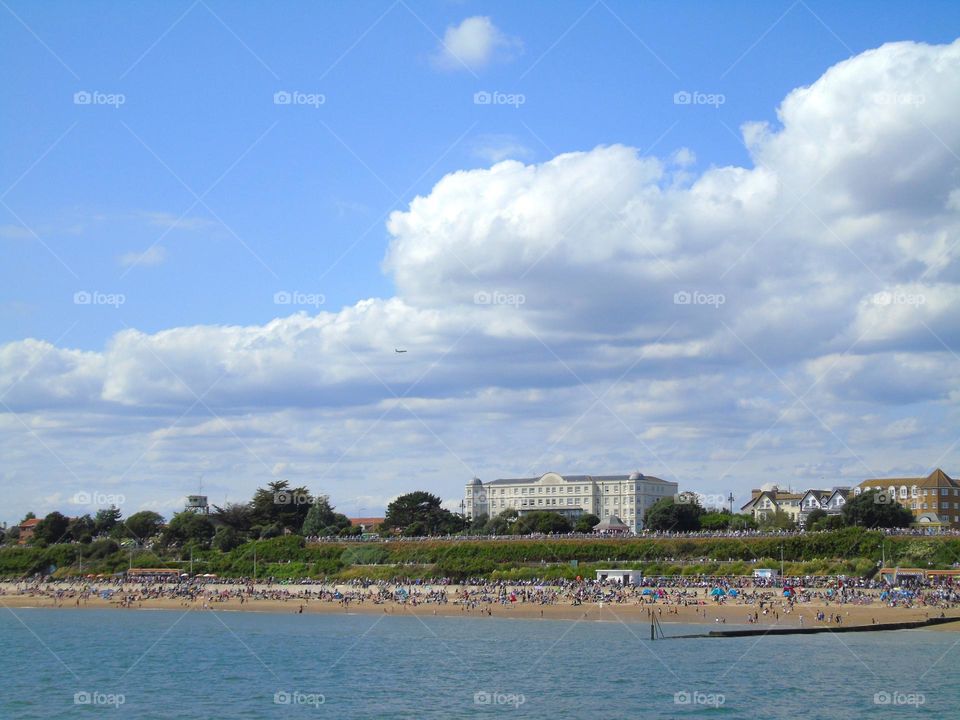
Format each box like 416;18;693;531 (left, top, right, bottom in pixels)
661;615;960;639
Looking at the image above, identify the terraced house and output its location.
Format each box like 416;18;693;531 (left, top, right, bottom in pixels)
855;468;960;527
464;471;678;533
740;484;851;526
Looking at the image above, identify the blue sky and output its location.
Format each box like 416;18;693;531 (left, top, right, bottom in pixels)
2;1;959;523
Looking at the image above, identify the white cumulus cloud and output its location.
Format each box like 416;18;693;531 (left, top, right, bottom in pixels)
433;16;521;71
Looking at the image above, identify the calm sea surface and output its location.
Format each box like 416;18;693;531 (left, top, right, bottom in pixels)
0;608;953;718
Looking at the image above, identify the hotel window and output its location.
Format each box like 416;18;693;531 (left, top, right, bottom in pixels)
911;486;919;497
899;486;908;498
943;488;949;496
942;502;949;509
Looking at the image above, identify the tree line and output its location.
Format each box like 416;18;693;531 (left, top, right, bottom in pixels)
3;485;916;559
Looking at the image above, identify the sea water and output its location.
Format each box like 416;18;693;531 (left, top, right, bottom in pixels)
0;608;951;718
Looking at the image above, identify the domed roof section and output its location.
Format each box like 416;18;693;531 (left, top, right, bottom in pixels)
760;482;779;492
471;477;483;486
629;471;642;481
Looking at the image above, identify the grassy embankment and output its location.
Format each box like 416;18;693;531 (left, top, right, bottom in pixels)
2;529;956;581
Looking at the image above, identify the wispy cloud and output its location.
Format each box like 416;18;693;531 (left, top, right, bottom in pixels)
142;211;216;231
119;245;167;268
471;134;534;164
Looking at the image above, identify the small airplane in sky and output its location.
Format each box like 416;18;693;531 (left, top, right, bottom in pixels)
394;348;407;353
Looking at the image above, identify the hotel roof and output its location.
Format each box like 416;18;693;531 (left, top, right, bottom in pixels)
483;473;668;486
858;468;957;489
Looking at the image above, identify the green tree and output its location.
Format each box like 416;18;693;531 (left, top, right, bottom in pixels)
33;512;71;545
211;502;254;533
812;514;845;531
212;526;243;552
401;521;429;537
729;513;758;530
94;506;123;535
66;515;96;543
86;538;119;559
644;496;704;532
842;490;914;529
804;508;828;529
382;492;465;535
301;497;351;536
162;512;215;548
125;511;165;543
574;513;601;533
469;513;490;533
513;511;573;535
250;481;314;531
758;509;796;531
259;523;284;539
700;511;733;530
484;509;518;535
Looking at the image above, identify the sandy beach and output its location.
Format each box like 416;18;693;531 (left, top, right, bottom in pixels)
4;582;959;631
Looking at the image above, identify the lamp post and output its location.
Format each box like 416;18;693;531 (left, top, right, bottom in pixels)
727;492;735;515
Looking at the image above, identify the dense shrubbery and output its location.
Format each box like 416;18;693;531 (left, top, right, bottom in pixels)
3;529;956;581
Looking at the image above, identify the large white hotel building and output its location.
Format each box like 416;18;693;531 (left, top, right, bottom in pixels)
464;471;679;533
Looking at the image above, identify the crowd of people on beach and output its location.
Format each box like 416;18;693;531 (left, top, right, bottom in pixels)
5;571;960;619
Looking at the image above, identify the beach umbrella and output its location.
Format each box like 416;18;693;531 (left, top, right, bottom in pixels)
728;589;739;597
710;588;726;596
642;588;653;595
